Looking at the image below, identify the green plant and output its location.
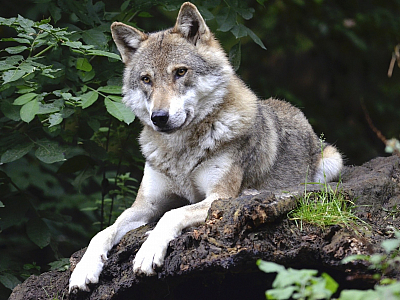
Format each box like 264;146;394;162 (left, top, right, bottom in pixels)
289;136;366;232
257;260;338;300
342;229;400;282
258;230;400;300
0;11;137;294
340;229;400;299
288;183;364;231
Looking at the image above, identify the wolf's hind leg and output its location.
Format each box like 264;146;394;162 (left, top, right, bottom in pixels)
313;145;343;183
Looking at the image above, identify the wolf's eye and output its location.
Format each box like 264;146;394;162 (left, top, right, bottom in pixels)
141;76;151;84
176;68;187;78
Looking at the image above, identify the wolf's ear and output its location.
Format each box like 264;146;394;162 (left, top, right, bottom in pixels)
173;2;211;45
111;22;147;63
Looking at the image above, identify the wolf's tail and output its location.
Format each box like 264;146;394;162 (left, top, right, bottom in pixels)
313;145;343;183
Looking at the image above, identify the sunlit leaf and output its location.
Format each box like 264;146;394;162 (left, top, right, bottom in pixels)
5;45;28;54
2;69;26;83
76;57;92;72
49;113;63;127
13;92;38;105
98;85;122;94
87;50;121;60
104;97;135;124
80;90;98;108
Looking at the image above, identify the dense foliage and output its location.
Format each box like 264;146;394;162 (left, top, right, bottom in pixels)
0;0;399;298
258;230;400;299
0;0;266;297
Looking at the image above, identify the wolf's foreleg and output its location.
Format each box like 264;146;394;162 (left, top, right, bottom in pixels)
132;161;243;275
132;195;217;275
69;163;172;293
68;206;150;293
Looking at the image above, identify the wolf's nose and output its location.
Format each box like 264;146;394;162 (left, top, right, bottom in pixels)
151;110;169;127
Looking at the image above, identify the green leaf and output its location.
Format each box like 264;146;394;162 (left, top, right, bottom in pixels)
82;29;108;50
98;85;122;94
235;7;255;20
104;97;135;125
1;101;21;121
35;140;66;163
273;268;317;288
0;274;21;290
266;286;297;300
257;260;286;273
63;41;83;48
49;113;63;127
20;99;39;123
339;289;378;300
0;16;17;26
321;272;339;294
76;57;93;72
80;90;98;109
229;42;241;71
13;92;38;105
216;7;236;32
38;99;64;114
121;0;129;11
2;69;26;83
48;258;70;271
231;24;248;39
87;49;121;60
197;7;214;20
0;61;16;71
5;46;28;54
17;15;35;31
77;69;95;82
246;27;267;50
107;95;122;102
1;142;34;164
381;238;400;253
341;254;370;264
26;217;51;249
80;206;98;211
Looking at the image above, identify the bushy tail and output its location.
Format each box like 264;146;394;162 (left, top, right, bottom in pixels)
313;145;343;183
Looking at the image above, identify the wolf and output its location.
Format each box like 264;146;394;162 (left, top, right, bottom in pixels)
69;2;343;293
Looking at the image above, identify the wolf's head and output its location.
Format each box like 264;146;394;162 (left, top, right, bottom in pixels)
111;2;233;133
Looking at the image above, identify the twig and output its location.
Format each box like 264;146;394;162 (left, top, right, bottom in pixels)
361;101;400;157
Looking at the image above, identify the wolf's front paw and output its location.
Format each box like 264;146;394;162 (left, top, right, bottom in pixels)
69;253;106;293
132;231;168;275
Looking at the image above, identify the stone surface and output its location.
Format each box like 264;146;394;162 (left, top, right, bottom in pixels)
9;155;400;300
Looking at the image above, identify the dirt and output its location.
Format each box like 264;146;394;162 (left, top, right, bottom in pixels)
9;155;400;300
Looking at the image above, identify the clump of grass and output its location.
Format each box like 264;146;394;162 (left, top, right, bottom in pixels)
289;135;367;231
289;182;363;231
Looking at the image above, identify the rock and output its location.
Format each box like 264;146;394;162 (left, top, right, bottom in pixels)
10;155;400;300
